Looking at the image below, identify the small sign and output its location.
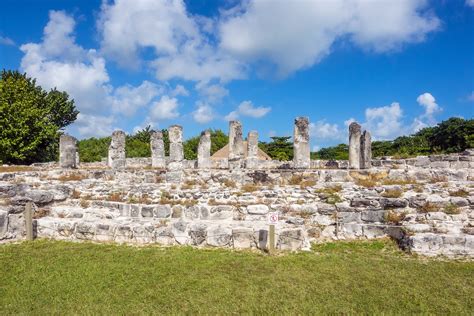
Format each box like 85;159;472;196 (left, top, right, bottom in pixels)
268;212;279;224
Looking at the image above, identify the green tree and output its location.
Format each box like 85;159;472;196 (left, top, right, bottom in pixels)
427;118;474;153
0;70;78;164
183;129;228;160
261;136;293;161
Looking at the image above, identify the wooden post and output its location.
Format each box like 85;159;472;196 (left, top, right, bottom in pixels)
25;202;33;241
269;224;275;254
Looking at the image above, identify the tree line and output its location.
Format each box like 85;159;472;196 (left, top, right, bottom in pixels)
1;70;472;164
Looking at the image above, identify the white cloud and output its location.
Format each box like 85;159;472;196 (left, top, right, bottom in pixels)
309;120;343;141
192;102;215;124
0;36;15;46
219;0;440;76
467;0;474;7
110;81;162;116
171;84;189;97
195;82;229;103
225;100;271;120
363;102;405;140
224;110;239;121
150;95;180;120
417;92;441;117
74;113;115;138
99;0;245;82
19;10;165;138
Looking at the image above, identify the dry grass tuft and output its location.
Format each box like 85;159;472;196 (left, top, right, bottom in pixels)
449;189;469;198
33;208;50;219
384;210;406;224
355;178;377;188
58;173;87;182
443;203;461;215
80;199;90;208
300;180;317;189
71;189;81;199
288;175;304;185
0;166;36;173
381;189;403;198
419;202;440;213
222;179;237;188
429;175;448;183
381;178;418;186
107;192;124;202
241;183;259;193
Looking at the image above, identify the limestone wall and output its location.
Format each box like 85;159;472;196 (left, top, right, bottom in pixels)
0;149;473;257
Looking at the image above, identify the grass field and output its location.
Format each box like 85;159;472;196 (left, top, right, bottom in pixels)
0;239;472;314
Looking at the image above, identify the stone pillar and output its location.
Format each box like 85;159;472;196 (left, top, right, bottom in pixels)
246;131;259;169
108;130;126;169
228;121;244;169
198;130;211;169
59;134;77;168
167;125;184;183
151;131;165;168
348;122;362;169
360;130;372;169
293;117;310;168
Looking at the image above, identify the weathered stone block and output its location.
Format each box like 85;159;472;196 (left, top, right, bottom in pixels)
207;226;232;247
189;223;207;245
293;117;310;169
59;134;77;168
154;205;171;218
349;122;361;169
151;131;165;168
108;130;126;169
247;204;269;215
232;227;254;248
278;229;304;250
197;130;211;169
0;210;7;237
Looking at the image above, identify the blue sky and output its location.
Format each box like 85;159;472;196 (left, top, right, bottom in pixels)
1;0;473;149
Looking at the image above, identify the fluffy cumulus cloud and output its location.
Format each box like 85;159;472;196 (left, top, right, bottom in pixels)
417;92;441;117
192;102;215;124
219;0;440;76
363;102;405;139
110;81;163;116
98;0;244;82
149;95;180;121
309;120;343;141
19;10;176;137
225;100;271;121
75;113;115;138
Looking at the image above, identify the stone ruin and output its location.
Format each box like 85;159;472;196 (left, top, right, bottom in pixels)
0;117;473;258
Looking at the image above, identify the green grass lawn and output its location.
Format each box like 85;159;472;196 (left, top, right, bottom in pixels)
0;239;472;314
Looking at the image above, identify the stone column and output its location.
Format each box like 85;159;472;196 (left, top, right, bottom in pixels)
59;134;77;168
246;131;259;169
293;117;310;168
108;130;126;169
228;121;244;169
197;130;211;169
348;122;362;169
151;131;165;168
360;130;372;169
167;125;184;183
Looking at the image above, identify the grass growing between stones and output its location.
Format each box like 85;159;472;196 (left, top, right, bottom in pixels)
0;239;472;314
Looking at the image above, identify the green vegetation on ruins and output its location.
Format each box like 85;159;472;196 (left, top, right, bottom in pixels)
0;239;472;314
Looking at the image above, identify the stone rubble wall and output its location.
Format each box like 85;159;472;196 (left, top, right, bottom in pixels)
0;150;472;258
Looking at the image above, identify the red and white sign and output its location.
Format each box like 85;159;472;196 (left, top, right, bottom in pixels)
267;212;279;224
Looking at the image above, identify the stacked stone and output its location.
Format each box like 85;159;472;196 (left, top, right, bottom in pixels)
198;130;211;169
360;130;372;169
151;131;165;168
228;121;244;169
167;125;184;182
348;122;372;169
293;117;310;169
246;131;259;169
59;134;78;168
108;130;126;169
